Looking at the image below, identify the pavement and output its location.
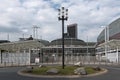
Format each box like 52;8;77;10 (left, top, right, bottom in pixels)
0;65;120;80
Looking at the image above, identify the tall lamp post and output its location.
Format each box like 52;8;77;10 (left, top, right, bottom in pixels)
101;26;109;63
58;7;68;69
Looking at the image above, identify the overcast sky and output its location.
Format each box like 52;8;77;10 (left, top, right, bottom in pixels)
0;0;120;42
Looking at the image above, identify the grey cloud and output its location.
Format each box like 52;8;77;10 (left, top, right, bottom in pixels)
0;26;21;33
0;0;120;42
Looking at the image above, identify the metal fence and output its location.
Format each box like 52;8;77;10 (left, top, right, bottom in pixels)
0;53;119;67
38;55;119;66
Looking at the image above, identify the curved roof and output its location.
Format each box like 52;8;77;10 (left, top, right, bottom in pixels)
38;39;49;46
97;17;120;44
0;40;44;51
50;38;86;45
0;40;10;43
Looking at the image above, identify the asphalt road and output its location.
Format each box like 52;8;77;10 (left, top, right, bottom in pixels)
0;66;120;80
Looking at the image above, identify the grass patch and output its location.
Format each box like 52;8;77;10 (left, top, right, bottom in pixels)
32;66;79;75
57;66;78;75
85;67;97;74
32;66;51;75
25;66;101;75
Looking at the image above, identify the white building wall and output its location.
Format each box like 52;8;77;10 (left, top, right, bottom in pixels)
107;52;118;63
0;52;30;66
96;49;120;63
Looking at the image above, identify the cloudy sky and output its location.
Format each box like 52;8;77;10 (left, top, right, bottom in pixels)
0;0;120;42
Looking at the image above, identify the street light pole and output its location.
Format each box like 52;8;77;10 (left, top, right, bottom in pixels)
101;26;109;62
104;27;107;63
58;7;68;69
104;26;109;64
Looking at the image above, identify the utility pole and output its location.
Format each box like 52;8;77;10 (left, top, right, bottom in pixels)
58;7;68;69
7;33;9;41
33;25;40;39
